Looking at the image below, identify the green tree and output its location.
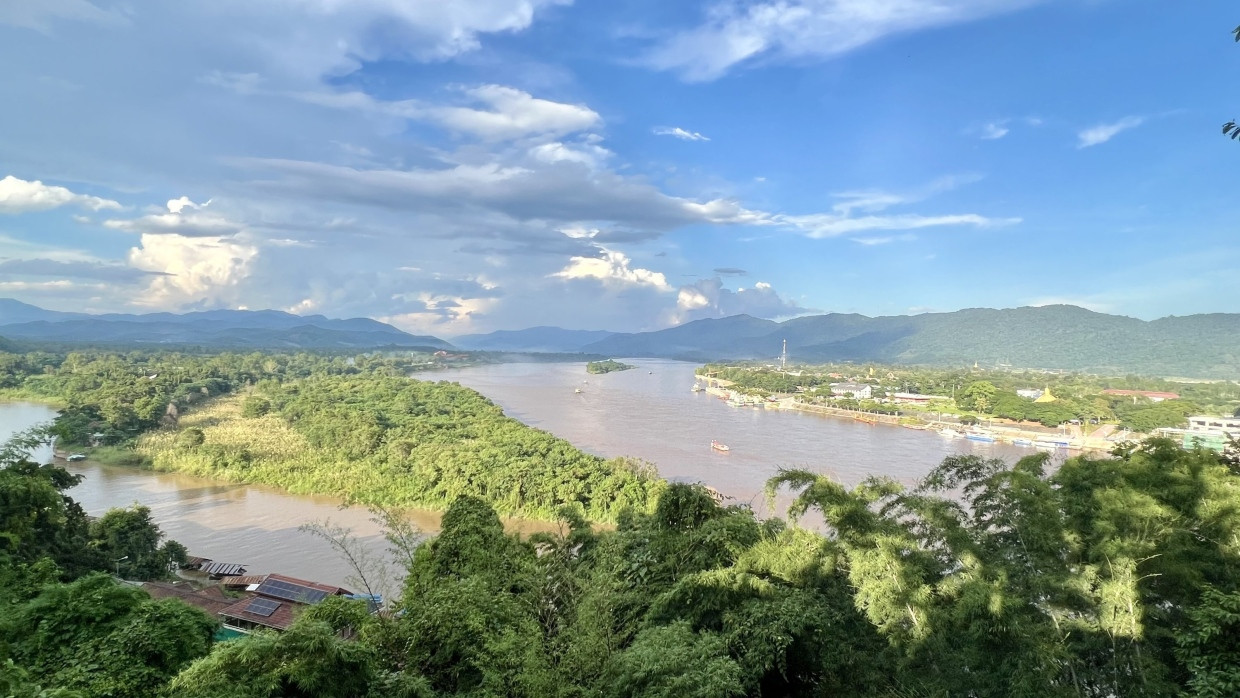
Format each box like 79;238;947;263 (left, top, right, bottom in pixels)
89;505;181;580
958;380;998;412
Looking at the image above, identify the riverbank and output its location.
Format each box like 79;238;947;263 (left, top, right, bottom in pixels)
697;375;1120;455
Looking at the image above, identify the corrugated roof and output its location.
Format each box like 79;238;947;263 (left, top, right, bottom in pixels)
220;574;268;588
219;594;298;631
203;562;247;577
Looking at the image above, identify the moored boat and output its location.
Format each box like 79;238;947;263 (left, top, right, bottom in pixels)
711;440;730;452
1011;438;1034;446
965;432;996;443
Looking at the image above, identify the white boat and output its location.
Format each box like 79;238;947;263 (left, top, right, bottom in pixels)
574;388;582;394
692;383;704;392
1012;438;1034;446
711;440;730;452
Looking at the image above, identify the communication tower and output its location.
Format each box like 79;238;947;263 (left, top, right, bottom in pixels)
781;339;788;371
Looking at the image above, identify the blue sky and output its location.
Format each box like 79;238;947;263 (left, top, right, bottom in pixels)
0;0;1236;336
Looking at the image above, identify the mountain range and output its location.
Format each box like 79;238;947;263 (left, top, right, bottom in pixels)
4;300;1237;378
0;299;452;350
463;306;1240;378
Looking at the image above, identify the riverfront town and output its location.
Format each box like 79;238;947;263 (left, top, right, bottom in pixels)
694;360;1240;454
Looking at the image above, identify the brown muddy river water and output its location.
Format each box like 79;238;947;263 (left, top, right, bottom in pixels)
2;359;1053;592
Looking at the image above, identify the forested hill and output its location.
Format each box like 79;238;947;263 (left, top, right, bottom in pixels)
0;298;451;350
581;305;1240;378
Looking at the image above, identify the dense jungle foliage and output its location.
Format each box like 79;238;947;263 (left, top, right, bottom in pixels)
8;434;1240;696
586;360;634;374
702;363;1240;432
0;349;662;522
139;377;663;521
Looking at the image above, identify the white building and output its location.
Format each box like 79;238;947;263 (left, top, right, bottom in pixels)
1187;415;1240;437
830;382;872;400
1016;389;1044;400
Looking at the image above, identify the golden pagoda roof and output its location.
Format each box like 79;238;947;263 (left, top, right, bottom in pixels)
1034;387;1057;403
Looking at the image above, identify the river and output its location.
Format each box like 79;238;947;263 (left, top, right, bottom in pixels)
432;359;1041;512
1;360;1045;590
0;401;404;593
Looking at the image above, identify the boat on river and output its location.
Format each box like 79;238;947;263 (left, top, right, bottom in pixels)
692;383;704;392
711;440;730;452
965;432;996;443
1011;438;1034;446
1035;439;1071;450
574;388;582;394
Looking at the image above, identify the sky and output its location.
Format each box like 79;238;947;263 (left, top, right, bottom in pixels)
0;0;1236;337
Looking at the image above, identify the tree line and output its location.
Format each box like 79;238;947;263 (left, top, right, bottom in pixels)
8;433;1240;695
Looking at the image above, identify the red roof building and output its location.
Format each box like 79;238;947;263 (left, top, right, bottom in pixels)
217;574;354;633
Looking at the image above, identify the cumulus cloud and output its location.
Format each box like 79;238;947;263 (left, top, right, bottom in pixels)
550;248;671;290
670;276;810;324
0;175;122;214
644;0;1044;81
1077;116;1145;148
653;126;710;141
127;233;258;307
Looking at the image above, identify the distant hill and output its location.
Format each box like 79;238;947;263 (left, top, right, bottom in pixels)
580;306;1240;379
0;299;452;350
452;326;616;353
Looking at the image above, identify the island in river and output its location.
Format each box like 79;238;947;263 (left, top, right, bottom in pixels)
586;359;634;374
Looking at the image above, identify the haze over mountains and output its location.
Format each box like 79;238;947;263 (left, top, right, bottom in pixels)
4;300;1237;378
0;299;451;350
459;306;1240;378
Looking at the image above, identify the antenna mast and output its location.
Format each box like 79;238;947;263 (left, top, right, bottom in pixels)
781;339;788;371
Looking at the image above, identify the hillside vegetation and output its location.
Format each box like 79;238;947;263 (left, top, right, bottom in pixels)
11;434;1240;696
140;379;663;521
1;349;661;522
583;305;1240;378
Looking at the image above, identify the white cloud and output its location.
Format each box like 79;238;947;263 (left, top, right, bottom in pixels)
776;175;1016;239
166;196;211;214
850;233;917;245
0;175;122;214
1077;116;1145;148
279;84;601;142
669;276;810;324
980;122;1009;140
428;85;600;141
550;248;671;290
653;126;710;142
0;0;125;31
644;0;1043;81
529;141;612;168
104;196;242;237
127;233;259;307
784;212;1015;238
188;0;575;83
